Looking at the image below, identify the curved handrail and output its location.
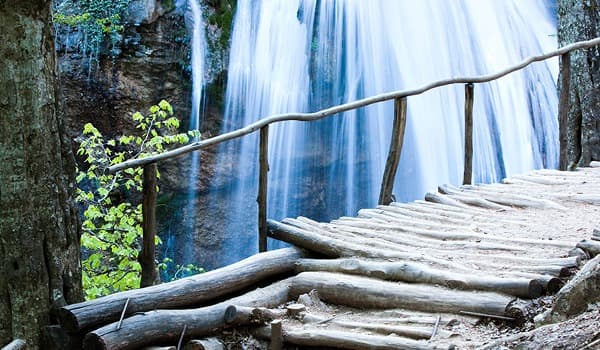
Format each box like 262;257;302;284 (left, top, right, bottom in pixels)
108;36;600;174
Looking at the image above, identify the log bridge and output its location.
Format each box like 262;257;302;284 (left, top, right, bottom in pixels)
33;38;600;350
53;163;600;350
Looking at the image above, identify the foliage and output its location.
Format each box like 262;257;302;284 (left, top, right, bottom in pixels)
158;258;205;281
76;100;200;299
53;0;132;74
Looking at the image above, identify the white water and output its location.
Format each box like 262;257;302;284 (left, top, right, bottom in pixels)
209;0;558;266
169;0;205;268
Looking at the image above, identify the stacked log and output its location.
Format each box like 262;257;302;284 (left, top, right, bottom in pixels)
51;167;600;349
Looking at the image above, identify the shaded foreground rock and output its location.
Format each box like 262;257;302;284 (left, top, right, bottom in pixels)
539;254;600;324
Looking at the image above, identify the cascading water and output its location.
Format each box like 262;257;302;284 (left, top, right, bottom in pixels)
162;0;206;274
206;0;558;268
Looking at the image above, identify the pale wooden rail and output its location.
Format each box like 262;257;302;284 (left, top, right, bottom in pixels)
106;37;599;272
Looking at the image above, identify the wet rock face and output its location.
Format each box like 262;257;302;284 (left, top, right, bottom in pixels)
55;0;234;271
57;9;192;142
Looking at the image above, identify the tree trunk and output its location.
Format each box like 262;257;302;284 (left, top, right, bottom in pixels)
558;0;600;167
0;1;82;348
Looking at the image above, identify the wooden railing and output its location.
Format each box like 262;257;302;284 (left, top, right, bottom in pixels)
106;37;600;284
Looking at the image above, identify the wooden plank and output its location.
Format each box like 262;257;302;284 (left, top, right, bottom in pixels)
140;163;158;288
558;52;571;171
258;125;269;252
379;97;407;205
463;83;474;185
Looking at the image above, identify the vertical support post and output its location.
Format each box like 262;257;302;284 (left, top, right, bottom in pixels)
378;97;407;205
258;125;269;252
558;52;571;171
270;319;283;350
140;163;157;287
463;83;474;185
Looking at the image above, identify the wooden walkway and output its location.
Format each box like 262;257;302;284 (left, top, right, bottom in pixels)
67;165;600;350
266;164;600;348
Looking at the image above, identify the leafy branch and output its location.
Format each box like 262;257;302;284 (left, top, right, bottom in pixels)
77;100;201;300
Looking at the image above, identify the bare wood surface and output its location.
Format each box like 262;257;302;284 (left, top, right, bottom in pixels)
59;248;307;333
223;306;286;325
258;125;269;252
253;325;451;350
290;272;520;320
463;83;474;185
270;320;283;350
300;313;452;340
1;340;26;350
107;37;600;174
267;219;469;272
183;338;224;350
294;258;543;298
140;163;158;287
576;239;600;257
83;279;293;350
379;97;407;205
559;52;571;170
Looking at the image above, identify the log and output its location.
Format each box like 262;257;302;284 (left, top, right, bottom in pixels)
60;247;307;333
253;325;451;350
269;220;579;272
290;218;578;270
294;258;544;298
140;163;158;287
223;306;286;325
289;216;527;253
1;340;26;350
83;278;293;350
425;192;478;209
300;312;452;339
439;183;565;210
290;272;523;321
267;219;469;272
182;338;223;350
333;214;573;249
577;239;600;257
437;191;508;211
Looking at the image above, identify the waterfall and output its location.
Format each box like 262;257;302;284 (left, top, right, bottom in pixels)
162;0;206;276
206;0;558;267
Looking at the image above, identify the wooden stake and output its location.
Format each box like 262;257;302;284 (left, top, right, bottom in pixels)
463;83;474;185
258;125;269;252
270;319;283;350
558;53;571;170
379;97;407;205
140;163;158;287
116;297;130;331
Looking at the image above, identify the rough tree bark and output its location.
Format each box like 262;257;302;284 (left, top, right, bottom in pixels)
0;1;82;348
558;0;600;168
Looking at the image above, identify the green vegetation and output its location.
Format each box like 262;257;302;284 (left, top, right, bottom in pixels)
76;100;200;299
53;0;132;74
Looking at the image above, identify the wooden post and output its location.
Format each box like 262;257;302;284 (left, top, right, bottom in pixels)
258;125;269;252
558;52;571;171
270;319;283;350
378;97;407;205
463;83;474;185
140;163;157;287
